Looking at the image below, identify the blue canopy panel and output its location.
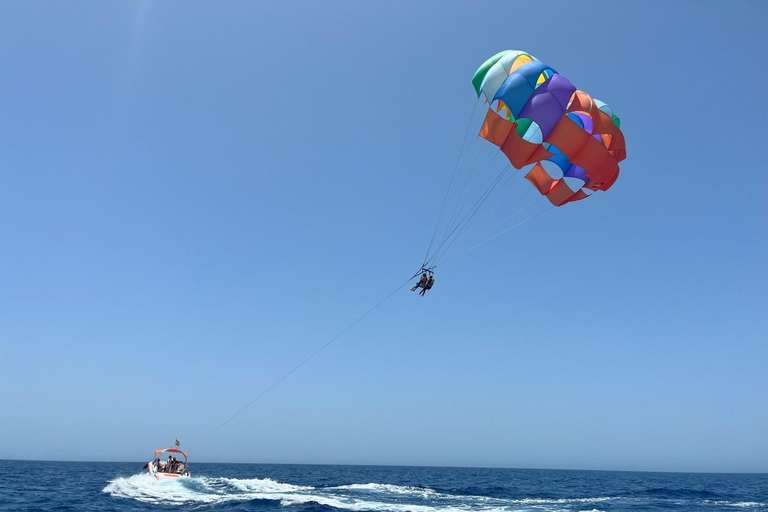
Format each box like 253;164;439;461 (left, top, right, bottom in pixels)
545;148;571;175
543;145;587;186
492;62;557;118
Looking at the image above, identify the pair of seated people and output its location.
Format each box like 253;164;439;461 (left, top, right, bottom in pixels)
151;456;184;474
411;273;435;296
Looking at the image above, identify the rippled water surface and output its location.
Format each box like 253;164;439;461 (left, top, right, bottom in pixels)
1;460;765;511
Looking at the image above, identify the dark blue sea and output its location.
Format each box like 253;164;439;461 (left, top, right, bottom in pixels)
0;460;765;512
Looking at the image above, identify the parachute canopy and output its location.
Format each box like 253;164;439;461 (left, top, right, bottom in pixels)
419;50;627;270
473;50;626;207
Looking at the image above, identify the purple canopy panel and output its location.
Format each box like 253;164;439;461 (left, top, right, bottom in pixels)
563;164;589;182
545;74;577;109
518;75;577;140
570;112;594;134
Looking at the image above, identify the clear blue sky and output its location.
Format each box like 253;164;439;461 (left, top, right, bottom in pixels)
0;1;765;473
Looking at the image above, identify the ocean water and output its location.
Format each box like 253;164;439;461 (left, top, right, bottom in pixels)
0;460;765;512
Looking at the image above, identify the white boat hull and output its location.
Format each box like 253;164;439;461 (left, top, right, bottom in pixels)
147;464;189;481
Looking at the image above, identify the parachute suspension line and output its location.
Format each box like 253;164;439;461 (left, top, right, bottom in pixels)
474;166;531;224
431;181;507;266
444;128;486;218
443;167;528;257
441;204;555;265
452;189;543;257
428;162;510;267
444;105;503;232
443;148;500;236
422;95;483;268
480;184;539;235
427;163;509;268
434;103;492;260
423;97;493;269
425;164;505;269
195;275;416;446
438;204;555;268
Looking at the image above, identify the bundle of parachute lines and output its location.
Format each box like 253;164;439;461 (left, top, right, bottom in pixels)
421;50;627;270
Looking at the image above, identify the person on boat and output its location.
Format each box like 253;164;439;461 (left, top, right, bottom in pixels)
419;275;435;296
411;273;428;291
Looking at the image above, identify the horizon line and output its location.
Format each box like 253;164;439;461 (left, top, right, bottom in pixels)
1;458;765;475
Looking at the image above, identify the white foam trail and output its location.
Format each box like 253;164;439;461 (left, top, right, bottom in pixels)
510;497;613;504
102;473;614;511
213;476;314;493
332;483;438;497
102;475;440;511
277;494;454;512
103;473;223;505
704;501;767;508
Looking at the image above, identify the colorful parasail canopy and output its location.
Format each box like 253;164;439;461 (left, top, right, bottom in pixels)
472;50;626;206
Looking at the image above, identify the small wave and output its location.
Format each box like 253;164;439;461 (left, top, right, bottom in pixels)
510;497;614;505
645;487;720;499
332;483;438;497
214;476;314;493
331;483;614;506
704;500;768;508
277;494;449;512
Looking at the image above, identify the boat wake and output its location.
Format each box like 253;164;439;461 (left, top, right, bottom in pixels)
102;473;616;511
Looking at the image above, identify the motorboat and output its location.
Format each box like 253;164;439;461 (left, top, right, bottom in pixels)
146;446;190;480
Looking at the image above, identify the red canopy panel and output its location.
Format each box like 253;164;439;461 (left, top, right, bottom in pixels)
525;163;556;195
545;115;592;159
560;188;590;205
479;109;554;168
546;180;579;206
567;91;626;162
525;164;592;207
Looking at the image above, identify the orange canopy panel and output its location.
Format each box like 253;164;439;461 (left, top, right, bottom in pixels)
544;116;592;161
586;165;620;192
545;179;580;207
525;165;591;207
570;136;612;174
560;188;590;206
479;108;514;147
567;91;593;113
479;109;554;168
566;91;626;162
525;163;556;195
501;130;554;168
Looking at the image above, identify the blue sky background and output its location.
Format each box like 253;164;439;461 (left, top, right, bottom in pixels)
0;1;766;473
